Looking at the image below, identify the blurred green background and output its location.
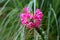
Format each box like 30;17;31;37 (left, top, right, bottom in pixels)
0;0;60;40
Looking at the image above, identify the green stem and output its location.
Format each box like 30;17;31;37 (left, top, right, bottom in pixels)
35;28;46;40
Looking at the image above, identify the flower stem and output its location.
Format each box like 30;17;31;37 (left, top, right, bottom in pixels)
35;28;46;40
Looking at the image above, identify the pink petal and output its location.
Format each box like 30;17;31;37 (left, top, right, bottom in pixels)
21;19;29;25
27;22;34;29
33;21;40;28
23;7;29;13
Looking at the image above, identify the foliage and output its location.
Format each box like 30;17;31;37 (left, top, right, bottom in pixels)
0;0;60;40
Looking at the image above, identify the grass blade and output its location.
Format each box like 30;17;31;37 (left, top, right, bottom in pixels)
51;6;59;40
0;0;10;16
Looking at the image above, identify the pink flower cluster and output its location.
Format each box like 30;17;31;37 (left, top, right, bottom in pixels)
20;7;43;29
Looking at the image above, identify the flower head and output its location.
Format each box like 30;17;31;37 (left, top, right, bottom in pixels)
20;7;43;29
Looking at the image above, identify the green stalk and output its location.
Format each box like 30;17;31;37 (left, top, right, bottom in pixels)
35;27;47;40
